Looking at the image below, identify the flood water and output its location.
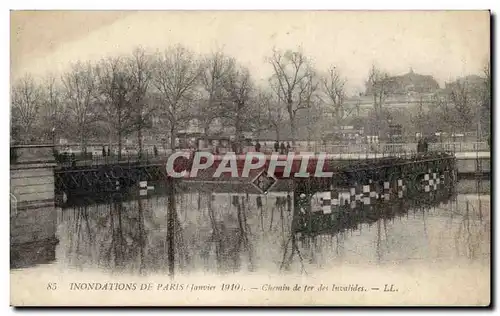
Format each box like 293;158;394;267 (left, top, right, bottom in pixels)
11;179;490;277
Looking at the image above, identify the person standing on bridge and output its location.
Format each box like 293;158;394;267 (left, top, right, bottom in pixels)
280;142;286;155
255;141;261;152
286;141;291;154
423;137;429;152
102;146;106;157
274;140;279;153
417;138;424;153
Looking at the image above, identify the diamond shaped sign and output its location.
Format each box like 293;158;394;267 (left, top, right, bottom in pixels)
251;170;277;193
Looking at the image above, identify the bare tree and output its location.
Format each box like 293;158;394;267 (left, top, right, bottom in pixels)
321;66;348;126
483;62;490;97
11;74;42;143
365;64;393;137
95;57;137;159
200;50;234;145
222;63;254;152
40;75;65;139
127;47;154;157
366;64;392;112
414;93;426;136
153;45;202;149
448;80;474;135
480;62;491;138
251;89;279;140
61;62;99;151
267;48;317;145
305;99;323;148
260;87;286;142
432;93;455;139
411;93;447;140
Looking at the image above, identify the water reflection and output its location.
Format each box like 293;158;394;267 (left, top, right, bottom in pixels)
11;179;490;276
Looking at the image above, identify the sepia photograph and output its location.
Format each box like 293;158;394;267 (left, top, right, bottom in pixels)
9;10;491;306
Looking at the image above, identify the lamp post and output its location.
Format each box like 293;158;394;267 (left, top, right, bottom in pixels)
387;118;393;155
51;127;56;147
51;127;57;160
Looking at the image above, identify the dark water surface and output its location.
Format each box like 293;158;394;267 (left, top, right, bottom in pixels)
11;179;490;277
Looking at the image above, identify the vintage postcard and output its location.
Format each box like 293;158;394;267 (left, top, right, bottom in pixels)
10;10;491;306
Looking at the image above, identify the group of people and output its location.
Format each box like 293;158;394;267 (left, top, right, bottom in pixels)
101;146;111;157
253;140;292;154
100;145;160;157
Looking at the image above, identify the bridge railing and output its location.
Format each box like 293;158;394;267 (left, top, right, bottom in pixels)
428;142;489;152
53;141;488;167
55;149;169;168
290;142;488;154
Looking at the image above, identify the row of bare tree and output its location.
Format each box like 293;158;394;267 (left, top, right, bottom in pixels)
11;45;491;154
11;46;353;152
416;63;491;140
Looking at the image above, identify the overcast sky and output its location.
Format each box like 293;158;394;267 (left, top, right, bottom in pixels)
11;11;490;94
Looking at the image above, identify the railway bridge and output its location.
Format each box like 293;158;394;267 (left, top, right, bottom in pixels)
9;144;488;205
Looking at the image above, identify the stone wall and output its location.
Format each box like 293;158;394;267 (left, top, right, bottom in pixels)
456;158;491;174
10;145;58;266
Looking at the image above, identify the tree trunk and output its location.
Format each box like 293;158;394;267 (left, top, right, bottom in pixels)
235;102;242;154
275;126;280;143
203;122;211;150
108;133;113;155
79;127;86;154
118;129;122;161
289;115;297;146
373;93;380;139
288;102;296;146
307;126;312;149
137;125;143;159
117;112;123;160
170;124;176;150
